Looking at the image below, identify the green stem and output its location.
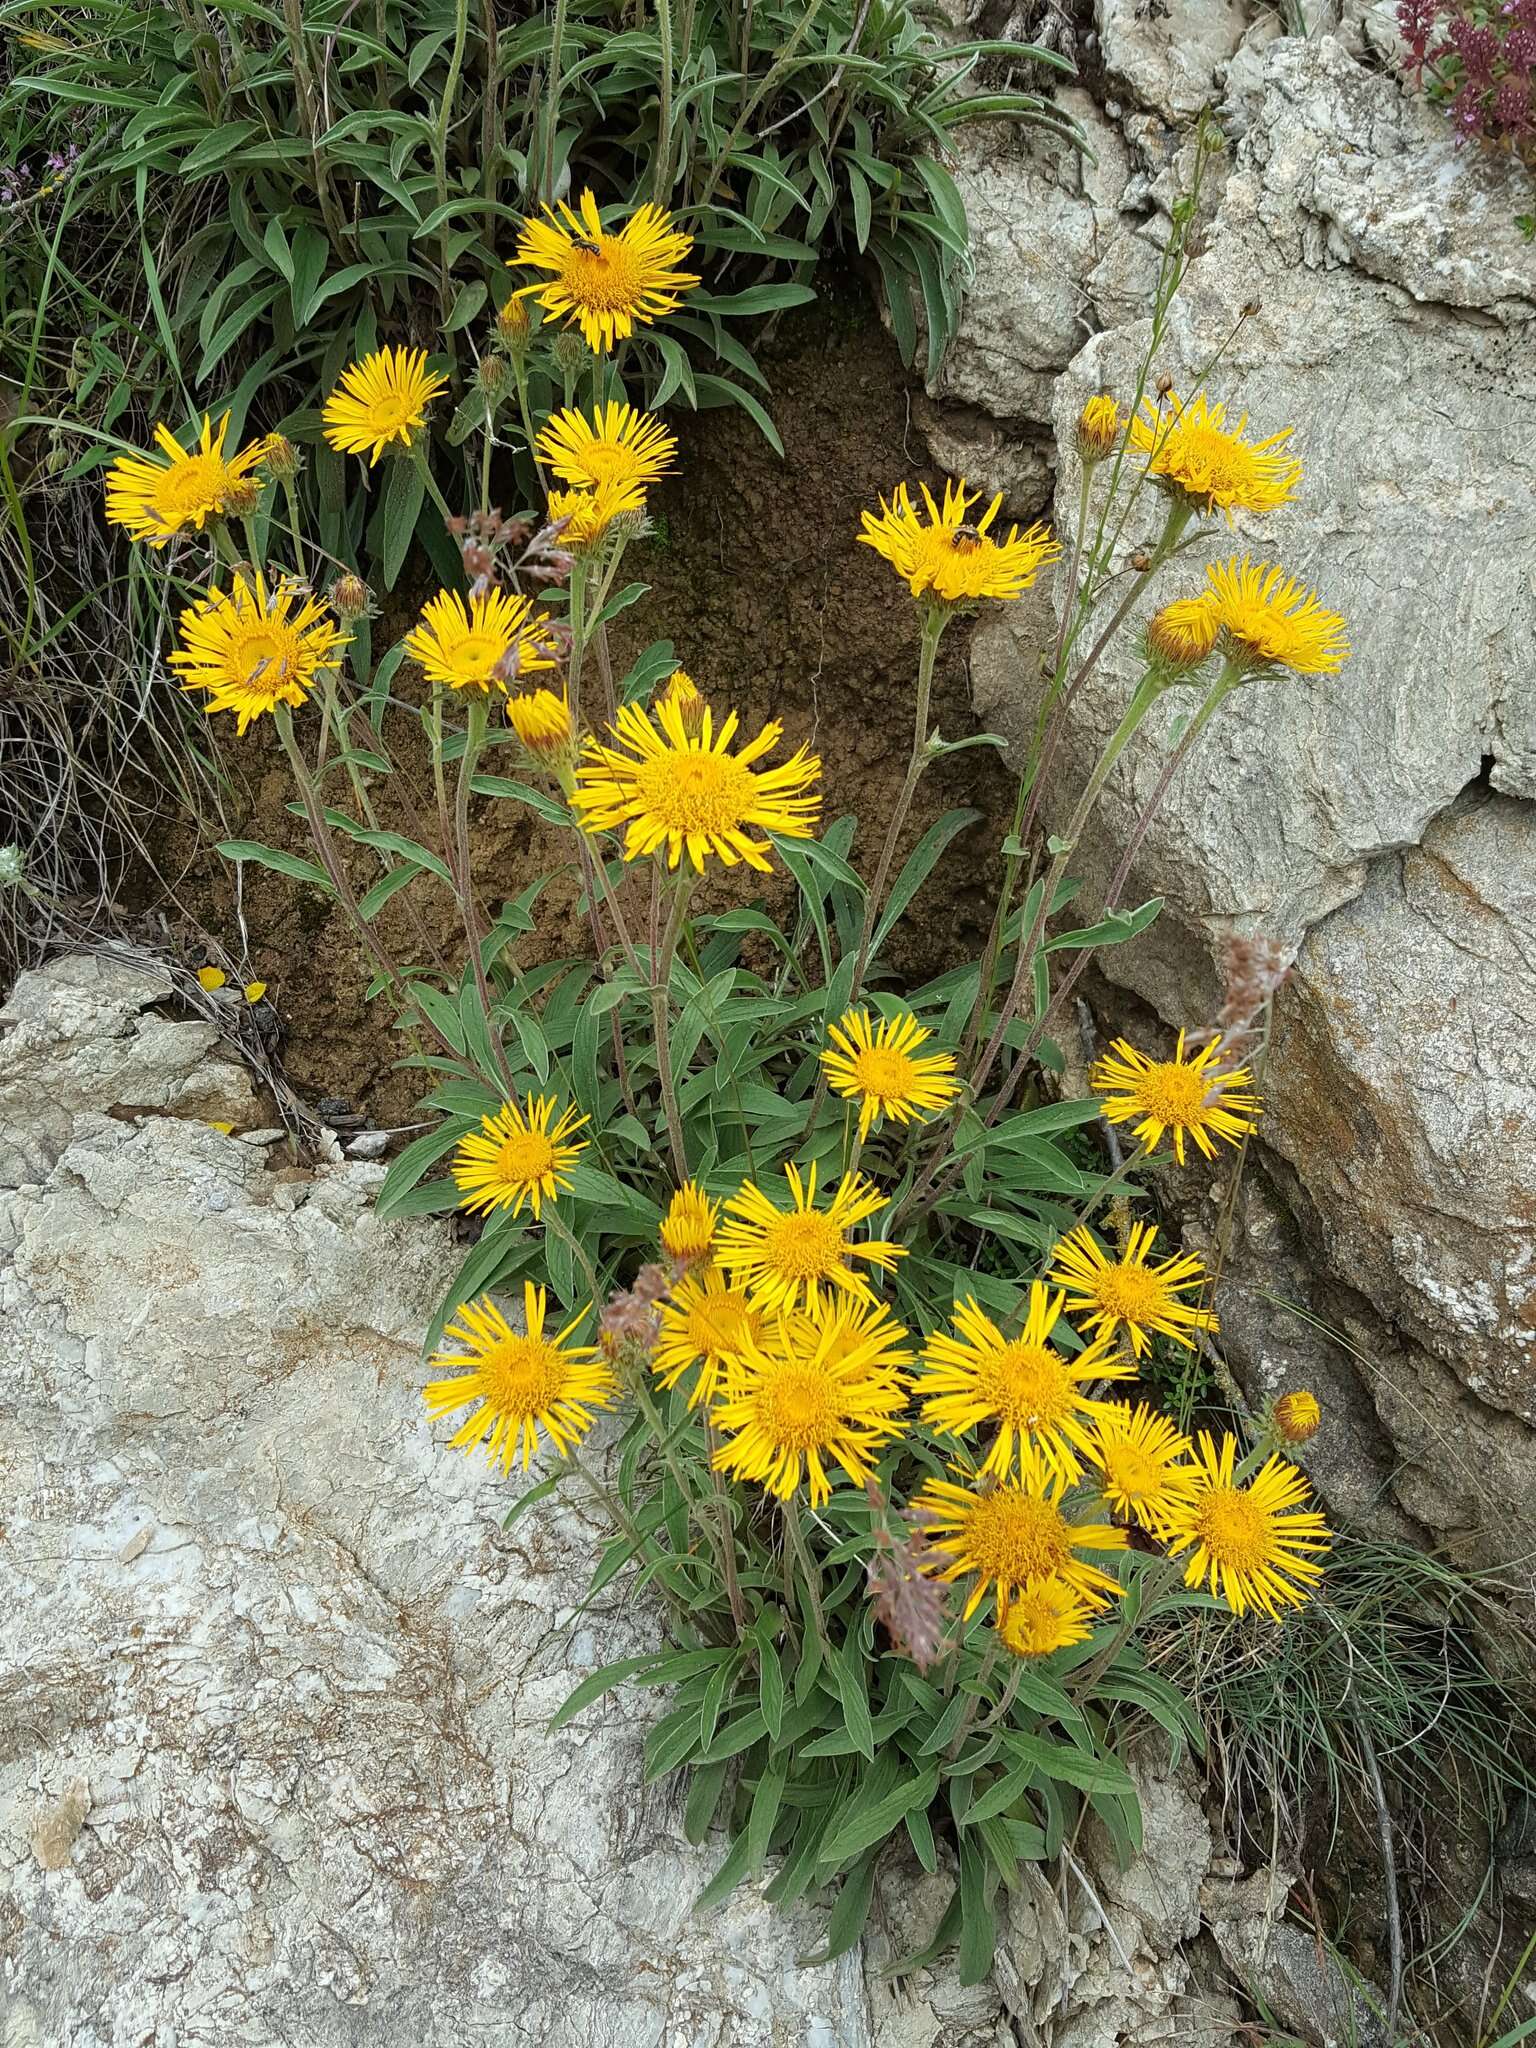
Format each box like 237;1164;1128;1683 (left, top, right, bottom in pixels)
653;0;675;204
433;0;472;314
542;0;569;202
566;555;589;728
650;872;693;1181
454;694;518;1094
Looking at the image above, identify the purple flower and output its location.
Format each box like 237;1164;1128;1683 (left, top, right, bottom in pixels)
1447;17;1501;77
1493;71;1534;126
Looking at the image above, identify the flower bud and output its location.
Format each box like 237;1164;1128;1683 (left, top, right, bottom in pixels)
1075;394;1120;465
476;353;510;403
1273;1390;1321;1444
496;296;531;350
655;667;706;736
220;476;264;519
261;433;301;480
506;687;574;760
329;572;374;621
551;329;590;381
1145;595;1219;679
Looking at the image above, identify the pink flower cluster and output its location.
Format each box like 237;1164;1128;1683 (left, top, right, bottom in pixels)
1398;0;1536;147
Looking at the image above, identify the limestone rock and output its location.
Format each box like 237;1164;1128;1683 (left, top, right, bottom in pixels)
1095;0;1252;123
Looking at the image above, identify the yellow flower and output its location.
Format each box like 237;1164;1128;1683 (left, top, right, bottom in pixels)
546;479;646;550
710;1295;910;1507
1146;596;1220;675
243;981;267;1003
659;1180;720;1268
1273;1389;1321;1444
655;668;706;732
1047;1220;1216;1358
1203;557;1351;677
819;1007;961;1143
715;1161;905;1314
105;412;268;546
451;1093;590;1220
860;478;1061;606
1084;1401;1197;1533
571;695;821;873
424;1285;617;1472
1075;395;1121;464
997;1579;1096;1658
510;188;700;353
169;570;346;735
653;1267;766;1410
916;1285;1133;1485
1161;1432;1331;1618
913;1454;1128;1621
506;687;574;762
537;401;678;495
196;966;227;991
321;346;448;465
1127;390;1302;521
1091;1031;1261;1166
405;588;559;693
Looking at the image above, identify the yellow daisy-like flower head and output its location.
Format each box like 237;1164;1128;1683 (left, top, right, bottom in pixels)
709;1294;910;1507
511;189;700;353
424;1285;617;1472
913;1454;1128;1621
546;478;646;551
506;687;575;765
1127;390;1302;521
1162;1432;1331;1618
169;570;346;735
715;1161;905;1314
997;1579;1097;1658
1091;1031;1261;1167
1145;595;1221;677
1083;1401;1197;1533
537;400;678;495
1273;1389;1322;1444
1047;1221;1217;1358
451;1093;590;1220
405;588;560;694
322;346;448;465
819;1007;961;1143
571;695;821;874
659;1180;720;1270
917;1284;1134;1485
105;412;269;546
860;478;1061;608
1075;394;1121;465
652;1266;766;1410
1203;557;1351;678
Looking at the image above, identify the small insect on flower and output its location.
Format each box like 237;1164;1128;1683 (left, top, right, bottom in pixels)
1273;1389;1322;1444
1202;557;1351;678
860;478;1061;607
1127;390;1303;522
170;570;347;735
451;1093;590;1220
571;695;821;873
1161;1431;1331;1618
1083;1401;1198;1534
1091;1031;1261;1166
321;347;449;465
916;1284;1133;1485
1047;1221;1217;1357
537;401;678;496
997;1578;1097;1658
105;412;270;547
424;1285;617;1473
1075;394;1121;465
510;188;700;353
715;1161;905;1314
913;1451;1128;1621
545;479;647;551
709;1294;911;1507
405;588;560;693
659;1180;720;1270
652;1267;766;1410
819;1008;961;1142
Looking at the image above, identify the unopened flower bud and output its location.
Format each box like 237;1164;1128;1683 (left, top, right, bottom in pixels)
655;668;706;735
261;433;301;480
1273;1390;1321;1444
551;329;590;380
221;476;264;519
476;353;509;402
1145;595;1219;678
506;686;573;760
1075;394;1120;466
497;296;531;349
329;572;373;621
1156;373;1175;399
1130;549;1153;572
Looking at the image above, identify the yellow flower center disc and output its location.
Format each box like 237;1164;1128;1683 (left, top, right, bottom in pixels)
450;632;504;679
977;1340;1075;1430
564;238;644;314
1090;1262;1167;1324
479;1334;570;1417
761;1209;846;1284
1195;1485;1270;1570
233;627;294;689
1102;1442;1163;1501
496;1131;556;1184
962;1490;1072;1582
156;454;228;524
849;1045;917;1102
1129;1059;1210;1127
758;1365;840;1448
633;750;753;838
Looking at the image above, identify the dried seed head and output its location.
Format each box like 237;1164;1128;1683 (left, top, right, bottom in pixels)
598;1263;672;1363
220;476;263;520
866;1484;950;1673
476;353;510;401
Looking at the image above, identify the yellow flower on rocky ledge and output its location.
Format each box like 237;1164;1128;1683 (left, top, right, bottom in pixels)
916;1284;1133;1485
715;1161;904;1314
169;570;346;734
1145;595;1220;675
1047;1220;1216;1357
1203;557;1351;677
1161;1431;1331;1618
571;696;821;873
451;1093;590;1220
819;1007;961;1142
105;412;269;546
1274;1389;1322;1444
913;1454;1128;1622
1084;1401;1197;1534
997;1578;1097;1658
1127;390;1302;521
510;188;700;353
196;966;227;992
537;400;678;495
405;589;559;693
860;478;1060;606
322;346;448;465
1090;1032;1261;1167
424;1285;617;1472
1075;394;1121;464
